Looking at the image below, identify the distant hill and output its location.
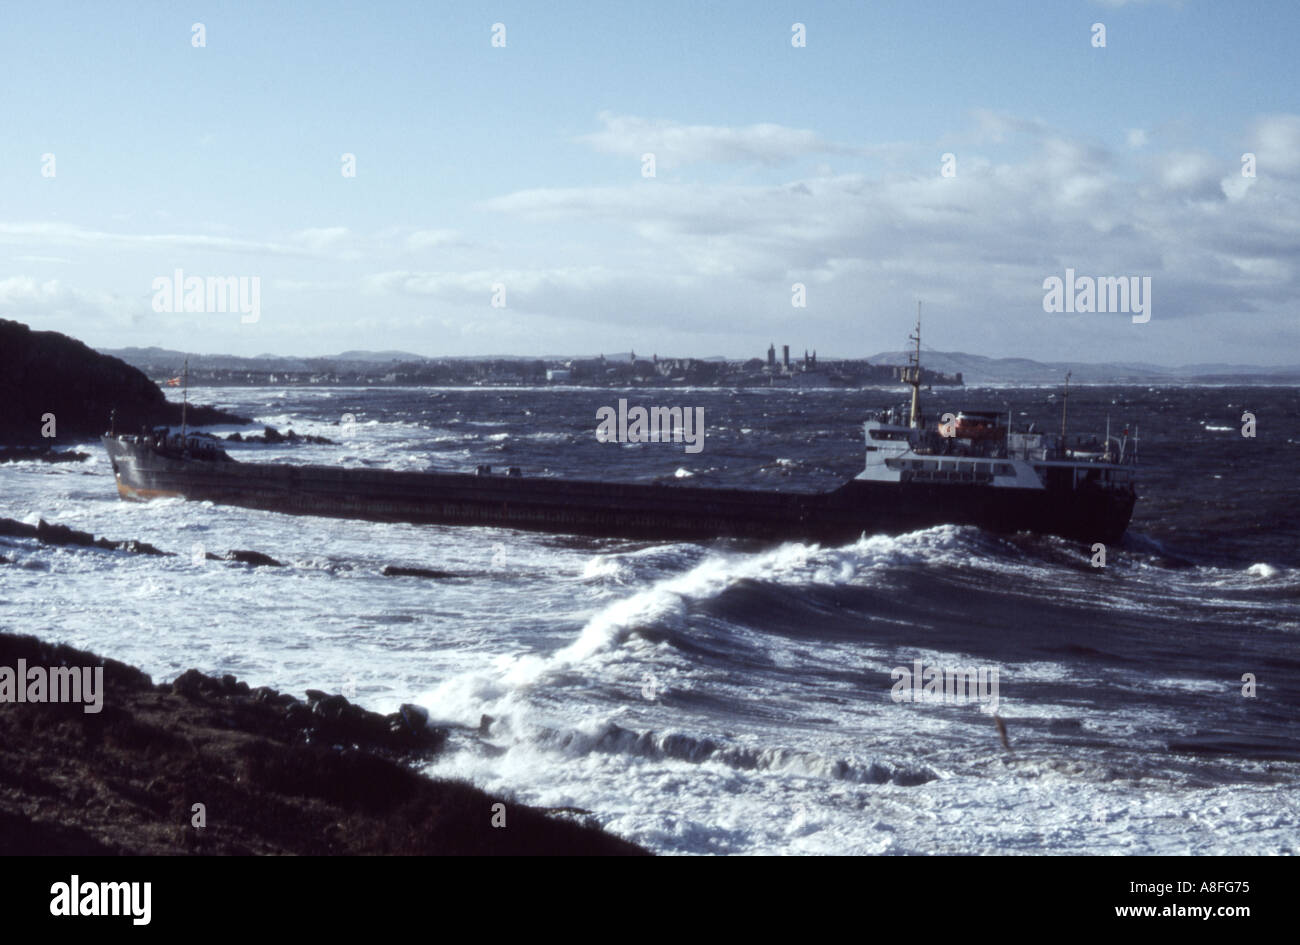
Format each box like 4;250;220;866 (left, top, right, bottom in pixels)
333;350;429;362
0;321;247;445
101;346;432;375
106;347;321;374
867;350;1300;385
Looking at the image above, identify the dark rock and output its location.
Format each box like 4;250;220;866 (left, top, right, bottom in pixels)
0;447;90;464
400;704;430;732
382;565;459;579
0;519;38;540
222;550;282;567
223;426;335;446
1;516;173;557
284;703;313;727
171;669;208;698
111;539;171;556
313;694;349;720
36;519;95;547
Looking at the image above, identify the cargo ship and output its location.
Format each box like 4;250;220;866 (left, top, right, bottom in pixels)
101;319;1138;545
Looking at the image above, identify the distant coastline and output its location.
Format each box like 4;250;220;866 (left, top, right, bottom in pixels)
99;347;963;389
101;344;1300;388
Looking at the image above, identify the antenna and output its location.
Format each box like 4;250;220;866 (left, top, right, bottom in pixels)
1059;370;1071;447
181;356;189;440
906;301;922;428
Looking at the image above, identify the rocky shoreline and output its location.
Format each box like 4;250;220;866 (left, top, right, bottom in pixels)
0;515;488;576
0;631;647;855
0;447;91;464
0;517;171;558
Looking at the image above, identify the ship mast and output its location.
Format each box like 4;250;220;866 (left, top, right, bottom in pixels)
905;301;922;428
181;356;189;439
1059;369;1071;447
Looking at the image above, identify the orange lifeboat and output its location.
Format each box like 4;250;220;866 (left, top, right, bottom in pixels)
951;412;1003;440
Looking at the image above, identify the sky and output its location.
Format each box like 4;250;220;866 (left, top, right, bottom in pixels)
1;0;1298;365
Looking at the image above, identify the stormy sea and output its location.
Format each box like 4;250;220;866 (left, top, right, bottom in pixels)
2;384;1297;855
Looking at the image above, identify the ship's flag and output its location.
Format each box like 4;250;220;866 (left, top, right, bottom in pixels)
165;377;181;387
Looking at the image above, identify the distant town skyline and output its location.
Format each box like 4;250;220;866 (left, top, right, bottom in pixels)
2;1;1298;366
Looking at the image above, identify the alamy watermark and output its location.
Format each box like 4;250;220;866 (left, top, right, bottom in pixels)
1;660;104;713
595;399;705;454
151;269;260;323
1043;268;1151;324
890;658;999;713
50;876;150;925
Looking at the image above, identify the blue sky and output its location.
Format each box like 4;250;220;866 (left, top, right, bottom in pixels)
2;0;1298;364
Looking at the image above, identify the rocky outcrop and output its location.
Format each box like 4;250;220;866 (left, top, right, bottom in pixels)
207;549;283;567
0;517;172;556
0;517;280;563
382;565;461;579
0;632;647;855
0;516;467;577
0;319;247;445
0;447;90;464
225;426;335;445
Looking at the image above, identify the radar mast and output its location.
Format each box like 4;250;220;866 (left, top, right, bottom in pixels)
904;301;923;428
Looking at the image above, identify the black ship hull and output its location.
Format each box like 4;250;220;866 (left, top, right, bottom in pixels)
102;436;1136;545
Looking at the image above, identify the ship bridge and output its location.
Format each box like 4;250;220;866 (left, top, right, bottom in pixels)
857;407;1136;494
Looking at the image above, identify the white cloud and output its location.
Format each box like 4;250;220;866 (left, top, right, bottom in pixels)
406;229;470;251
0;222;321;258
365;266;619;303
475;114;1300;340
291;227;351;252
578;112;858;168
1251;114;1300;177
970;109;1050;144
0;276;134;329
1160;151;1218;192
5;109;1298;363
